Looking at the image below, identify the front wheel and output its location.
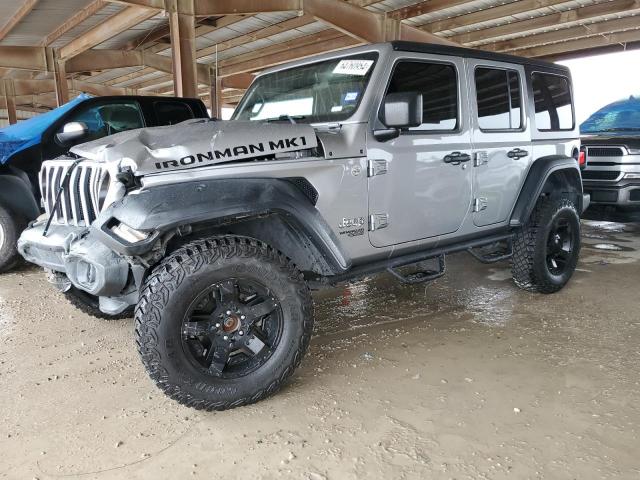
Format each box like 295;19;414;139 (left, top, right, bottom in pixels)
511;195;581;293
135;236;314;411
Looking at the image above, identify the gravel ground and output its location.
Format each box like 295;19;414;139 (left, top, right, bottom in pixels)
1;220;639;480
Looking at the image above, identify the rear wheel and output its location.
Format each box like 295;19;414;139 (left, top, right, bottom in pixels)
135;236;313;411
512;195;581;293
0;204;25;273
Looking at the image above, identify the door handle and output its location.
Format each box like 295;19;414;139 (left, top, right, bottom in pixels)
443;152;471;165
507;148;529;159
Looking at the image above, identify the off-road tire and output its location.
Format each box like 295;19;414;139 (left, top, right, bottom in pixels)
0;204;25;273
135;236;314;411
512;195;581;294
64;287;133;320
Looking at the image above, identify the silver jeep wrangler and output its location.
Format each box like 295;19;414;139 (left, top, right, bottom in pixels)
18;41;588;410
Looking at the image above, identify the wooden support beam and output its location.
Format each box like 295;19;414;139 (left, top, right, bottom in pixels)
194;14;315;60
193;0;302;15
422;0;569;34
388;0;477;20
221;73;254;90
517;28;640;58
59;5;157;59
65;49;209;85
167;0;198;98
0;0;39;41
0;46;55;71
303;0;454;44
451;0;640;45
41;0;106;46
2;80;18;125
107;0;302;14
219;33;362;77
486;16;640;53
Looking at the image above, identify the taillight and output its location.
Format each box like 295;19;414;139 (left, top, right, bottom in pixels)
578;149;586;168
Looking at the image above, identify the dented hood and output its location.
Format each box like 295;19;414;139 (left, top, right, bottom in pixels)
70;119;318;175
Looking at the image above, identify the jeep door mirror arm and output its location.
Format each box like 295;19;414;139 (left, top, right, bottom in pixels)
373;127;400;142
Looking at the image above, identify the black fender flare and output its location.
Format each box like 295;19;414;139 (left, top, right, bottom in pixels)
510;155;583;227
0;173;40;221
92;178;350;275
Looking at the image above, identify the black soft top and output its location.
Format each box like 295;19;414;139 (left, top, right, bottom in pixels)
391;41;570;74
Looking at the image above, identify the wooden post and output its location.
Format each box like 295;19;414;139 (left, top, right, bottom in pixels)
167;0;197;98
3;79;17;124
54;52;69;106
209;65;223;118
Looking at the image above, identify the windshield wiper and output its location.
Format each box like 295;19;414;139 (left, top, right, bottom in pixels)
264;115;307;124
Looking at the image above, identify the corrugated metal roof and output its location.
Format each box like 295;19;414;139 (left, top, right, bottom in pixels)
0;0;102;46
49;3;124;48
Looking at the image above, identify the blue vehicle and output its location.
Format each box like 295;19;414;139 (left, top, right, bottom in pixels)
0;94;209;271
580;95;640;212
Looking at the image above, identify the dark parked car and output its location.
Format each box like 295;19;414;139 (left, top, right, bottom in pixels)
580;95;640;212
0;94;209;271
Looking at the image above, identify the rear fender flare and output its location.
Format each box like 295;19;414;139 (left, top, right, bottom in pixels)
510;155;583;227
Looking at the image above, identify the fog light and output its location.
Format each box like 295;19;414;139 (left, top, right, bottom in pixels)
623;173;640;180
110;222;149;243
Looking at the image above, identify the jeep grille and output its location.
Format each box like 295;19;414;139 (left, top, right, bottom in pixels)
39;159;109;226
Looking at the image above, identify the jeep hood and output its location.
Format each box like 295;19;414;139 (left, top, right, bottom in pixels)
70;119;318;175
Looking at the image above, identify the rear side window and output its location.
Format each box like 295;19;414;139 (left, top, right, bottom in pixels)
385;61;458;132
154;101;194;126
475;67;522;130
531;73;573;131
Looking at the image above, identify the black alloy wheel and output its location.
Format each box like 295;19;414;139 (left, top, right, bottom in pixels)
545;216;575;276
181;278;283;379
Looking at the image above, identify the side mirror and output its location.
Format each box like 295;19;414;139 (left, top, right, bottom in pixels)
374;92;423;141
56;121;88;145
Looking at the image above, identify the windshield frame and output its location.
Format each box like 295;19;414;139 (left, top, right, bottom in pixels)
231;49;382;125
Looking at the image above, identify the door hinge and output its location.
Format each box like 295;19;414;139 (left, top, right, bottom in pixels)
473;197;488;212
474;151;489;167
367;159;388;177
369;213;389;231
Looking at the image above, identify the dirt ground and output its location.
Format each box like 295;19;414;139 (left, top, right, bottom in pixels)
1;220;639;480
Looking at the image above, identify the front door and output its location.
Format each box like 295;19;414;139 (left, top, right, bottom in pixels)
468;61;531;227
367;55;473;248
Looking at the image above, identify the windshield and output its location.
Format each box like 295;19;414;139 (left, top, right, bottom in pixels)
580;95;640;134
233;52;378;124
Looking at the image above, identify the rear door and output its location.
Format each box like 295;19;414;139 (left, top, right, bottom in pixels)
468;60;531;227
367;54;473;248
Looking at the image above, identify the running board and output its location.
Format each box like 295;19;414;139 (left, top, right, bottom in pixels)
314;232;514;287
386;254;446;285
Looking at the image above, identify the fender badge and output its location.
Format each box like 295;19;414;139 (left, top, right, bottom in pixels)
351;165;362;177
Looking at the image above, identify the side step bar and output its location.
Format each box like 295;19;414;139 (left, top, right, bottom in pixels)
386;254;445;285
467;239;513;264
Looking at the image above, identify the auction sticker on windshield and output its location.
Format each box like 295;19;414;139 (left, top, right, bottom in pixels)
333;59;374;76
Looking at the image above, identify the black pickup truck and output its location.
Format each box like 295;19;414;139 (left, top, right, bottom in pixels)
0;94;209;271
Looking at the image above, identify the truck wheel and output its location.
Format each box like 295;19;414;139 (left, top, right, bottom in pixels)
511;196;581;294
135;236;314;411
64;287;133;320
0;204;25;273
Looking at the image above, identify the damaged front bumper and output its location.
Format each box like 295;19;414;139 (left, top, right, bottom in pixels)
18;220;134;314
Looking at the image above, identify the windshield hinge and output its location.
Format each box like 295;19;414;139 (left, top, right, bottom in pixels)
313;123;342;134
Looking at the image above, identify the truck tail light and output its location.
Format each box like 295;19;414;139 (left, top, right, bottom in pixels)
578;149;586;168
